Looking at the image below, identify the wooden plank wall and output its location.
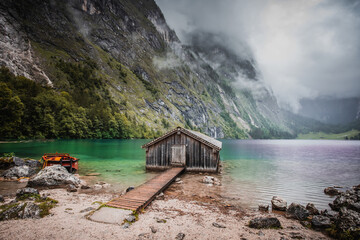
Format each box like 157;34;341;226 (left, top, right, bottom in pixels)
146;133;219;172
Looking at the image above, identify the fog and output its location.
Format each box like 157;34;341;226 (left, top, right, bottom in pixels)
156;0;360;112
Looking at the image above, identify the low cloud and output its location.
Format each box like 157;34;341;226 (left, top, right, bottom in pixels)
156;0;360;112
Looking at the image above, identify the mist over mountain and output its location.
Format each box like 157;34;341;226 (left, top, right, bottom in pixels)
156;0;360;114
0;0;358;140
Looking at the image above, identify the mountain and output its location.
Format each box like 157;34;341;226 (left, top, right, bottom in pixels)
0;0;301;139
299;97;360;125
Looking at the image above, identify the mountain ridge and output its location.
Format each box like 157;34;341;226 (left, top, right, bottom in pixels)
0;0;335;140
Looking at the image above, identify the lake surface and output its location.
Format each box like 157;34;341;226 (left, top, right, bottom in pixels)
1;139;359;210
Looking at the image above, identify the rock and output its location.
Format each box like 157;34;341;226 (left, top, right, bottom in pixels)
202;176;221;186
289;232;304;239
212;222;226;228
22;202;41;219
286;203;309;220
122;222;130;229
0;195;4;202
93;184;102;190
27;165;81;187
138;233;151;239
80;185;90;189
320;209;338;221
67;184;77;192
258;204;269;211
13;157;25;166
80;207;95;213
306;203;319;215
10;176;18;180
175;178;181;182
156;218;166;223
300;221;311;228
349;202;360;212
336;207;360;233
156;192;164;200
126;215;136;222
150;226;157;233
95;181;111;189
175;233;185;240
249;217;282;229
271;196;287;211
311;215;331;229
324;187;341;196
24;159;41;168
16;187;39;198
126;186;135;192
0;202;40;220
329;195;351;211
257;231;265;236
2;165;37;179
85;173;101;176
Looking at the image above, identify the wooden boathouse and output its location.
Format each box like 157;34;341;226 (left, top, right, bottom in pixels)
142;126;222;172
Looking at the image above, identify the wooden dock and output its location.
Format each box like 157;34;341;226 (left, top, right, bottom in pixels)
106;167;185;211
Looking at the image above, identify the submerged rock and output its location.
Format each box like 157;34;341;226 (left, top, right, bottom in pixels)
249;217;282;229
286;203;309;220
126;186;135;192
27;165;80;187
324;187;341;196
271;196;287;211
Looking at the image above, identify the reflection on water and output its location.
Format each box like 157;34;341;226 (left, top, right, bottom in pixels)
1;139;359;209
221;140;360;209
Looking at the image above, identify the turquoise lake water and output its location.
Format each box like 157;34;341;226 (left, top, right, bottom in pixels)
1;139;359;209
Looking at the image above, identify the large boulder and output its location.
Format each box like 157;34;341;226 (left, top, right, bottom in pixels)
2;165;37;179
271;196;287;211
27;165;80;187
249;217;282;229
286;203;309;220
312;215;332;229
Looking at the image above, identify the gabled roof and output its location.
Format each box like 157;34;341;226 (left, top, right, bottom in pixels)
141;127;222;151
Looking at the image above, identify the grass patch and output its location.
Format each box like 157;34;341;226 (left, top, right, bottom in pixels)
297;129;360;140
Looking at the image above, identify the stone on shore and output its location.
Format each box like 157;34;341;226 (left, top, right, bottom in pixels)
2;165;37;179
306;203;319;215
271;196;287;211
27;165;80;187
176;232;185;240
324;186;341;196
0;195;4;202
0;202;41;221
286;203;309;220
258;204;269;211
249;217;282;229
16;187;39;199
312;215;331;228
202;176;221;186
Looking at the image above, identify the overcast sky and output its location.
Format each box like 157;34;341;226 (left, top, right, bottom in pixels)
156;0;360;111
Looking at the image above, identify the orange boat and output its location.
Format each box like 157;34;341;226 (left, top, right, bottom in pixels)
41;153;79;173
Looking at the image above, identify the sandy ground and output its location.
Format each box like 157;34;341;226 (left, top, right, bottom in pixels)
0;174;331;240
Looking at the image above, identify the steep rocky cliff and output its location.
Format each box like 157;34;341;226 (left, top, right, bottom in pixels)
0;0;294;138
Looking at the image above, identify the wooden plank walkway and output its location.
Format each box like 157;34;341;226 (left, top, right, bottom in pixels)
106;167;185;211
